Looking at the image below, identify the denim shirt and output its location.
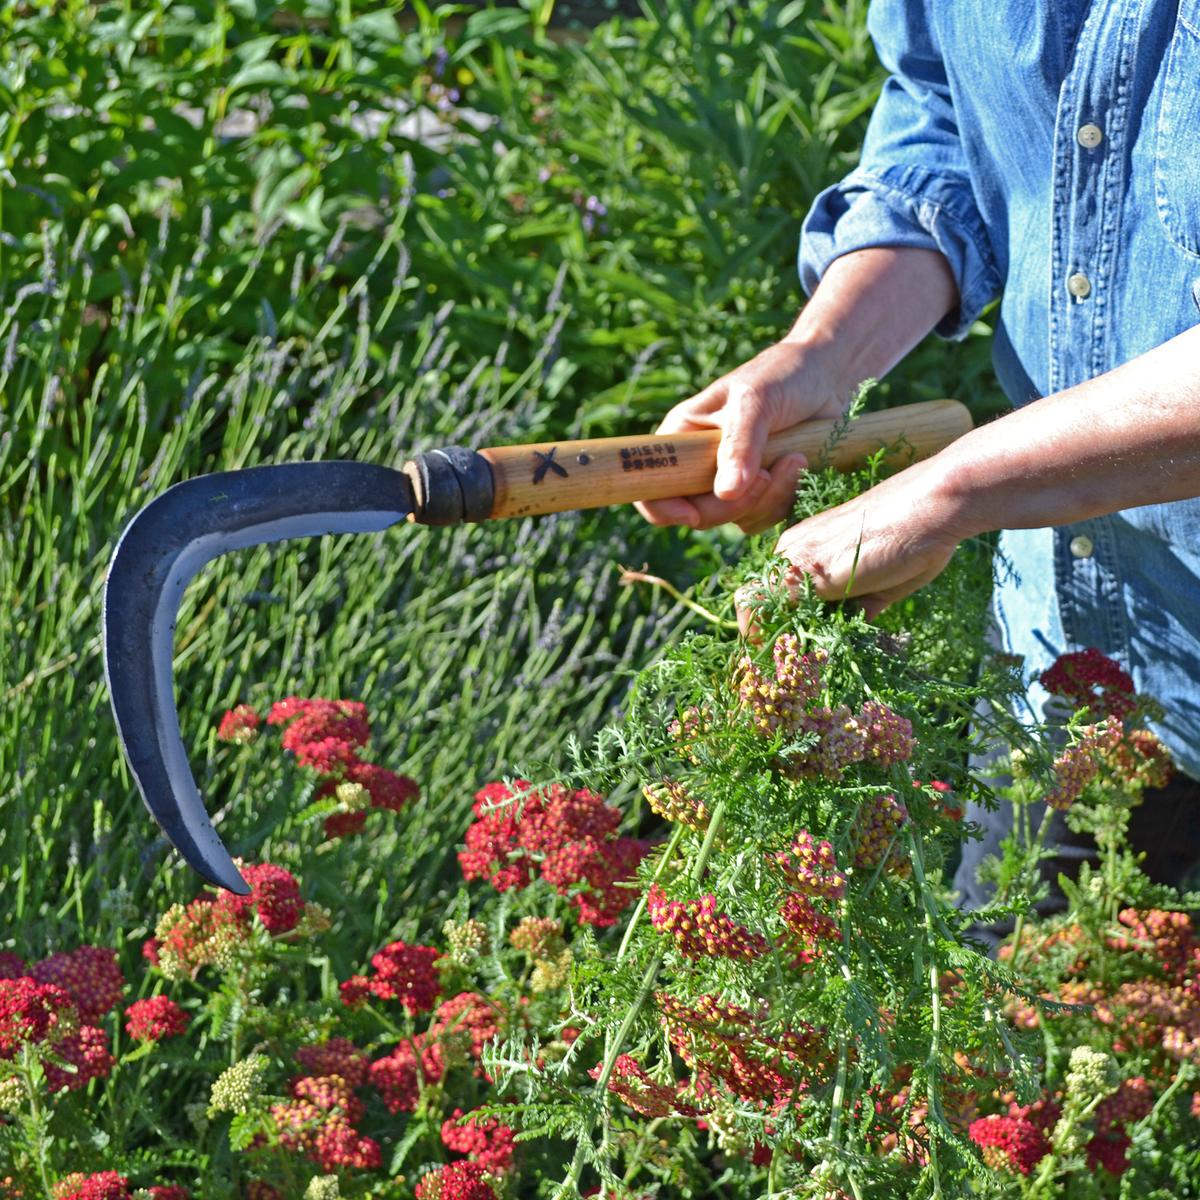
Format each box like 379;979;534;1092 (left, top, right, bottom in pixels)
798;0;1200;777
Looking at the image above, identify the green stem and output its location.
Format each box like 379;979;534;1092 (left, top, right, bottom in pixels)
616;822;685;963
556;800;728;1198
1010;805;1054;970
18;1045;54;1199
619;568;739;630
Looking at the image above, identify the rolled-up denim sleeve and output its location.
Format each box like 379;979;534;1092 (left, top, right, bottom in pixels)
798;0;1002;340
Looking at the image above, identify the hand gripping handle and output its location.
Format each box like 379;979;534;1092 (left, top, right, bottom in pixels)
403;399;973;525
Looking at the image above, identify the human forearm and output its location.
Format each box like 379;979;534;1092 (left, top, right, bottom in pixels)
782;246;961;404
935;325;1200;538
769;324;1200;622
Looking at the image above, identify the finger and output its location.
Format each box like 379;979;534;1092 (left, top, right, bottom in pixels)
653;380;731;436
635;496;702;527
713;388;773;500
685;468;774;530
735;454;807;536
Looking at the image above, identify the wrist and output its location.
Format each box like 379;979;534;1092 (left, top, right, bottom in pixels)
777;321;861;413
920;433;994;542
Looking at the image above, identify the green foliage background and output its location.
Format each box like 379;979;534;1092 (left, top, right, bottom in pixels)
0;0;1008;1166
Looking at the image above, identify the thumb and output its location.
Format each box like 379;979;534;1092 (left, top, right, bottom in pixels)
713;394;772;500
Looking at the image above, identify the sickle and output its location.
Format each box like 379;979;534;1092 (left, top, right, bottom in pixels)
102;400;973;894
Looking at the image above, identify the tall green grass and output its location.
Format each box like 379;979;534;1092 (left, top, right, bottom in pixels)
0;211;727;981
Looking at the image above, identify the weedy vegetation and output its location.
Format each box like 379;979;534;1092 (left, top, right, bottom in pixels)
5;3;1199;1200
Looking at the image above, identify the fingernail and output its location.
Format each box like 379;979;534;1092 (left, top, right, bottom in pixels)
714;467;744;498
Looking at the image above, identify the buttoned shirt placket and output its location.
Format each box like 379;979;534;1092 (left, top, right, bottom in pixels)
1047;0;1143;669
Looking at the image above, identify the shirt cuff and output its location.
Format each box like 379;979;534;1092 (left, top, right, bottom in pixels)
798;165;1002;340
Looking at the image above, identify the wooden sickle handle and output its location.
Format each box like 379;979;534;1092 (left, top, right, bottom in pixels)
404;399;973;524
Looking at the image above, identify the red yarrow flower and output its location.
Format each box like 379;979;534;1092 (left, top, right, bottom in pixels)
414;1161;497;1200
43;1024;115;1093
30;945;125;1024
217;704;261;744
369;1036;445;1113
216;862;305;934
648;886;770;962
125;995;189;1041
294;1037;370;1088
0;978;75;1054
458;781;646;925
340;941;442;1015
145;1189;190;1200
431;992;505;1063
1041;647;1137;721
589;1056;701;1120
968;1114;1050;1175
441;1107;517;1171
52;1171;131;1200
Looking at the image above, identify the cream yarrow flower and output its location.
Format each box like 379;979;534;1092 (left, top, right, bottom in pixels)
0;1074;26;1110
335;781;370;812
1065;1045;1119;1101
208;1053;269;1116
304;1175;341;1200
443;918;491;966
530;948;573;993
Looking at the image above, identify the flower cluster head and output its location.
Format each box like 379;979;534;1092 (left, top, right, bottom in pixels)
45;1024;115;1094
1108;908;1200;982
0;967;116;1095
303;1178;340;1200
125;995;188;1042
1045;716;1123;810
509;917;572;992
859;700;916;764
659;993;823;1104
441;1107;517;1171
368;1035;445;1113
851;794;911;877
216;704;261;745
1065;1045;1119;1101
294;1038;370;1088
414;1161;497;1200
736;636;825;735
431;992;505;1064
339;940;442;1014
266;696;419;838
1041;647;1137;721
209;1053;269;1116
642;779;711;832
29;945;125;1024
137;1186;190;1200
145;861;313;982
272;1073;381;1173
735;637;915;779
459;781;647;926
591;1055;702;1119
779;893;842;962
776;832;847;901
443;918;491;966
53;1173;132;1200
648;887;769;962
0;977;76;1054
968;1114;1050;1175
667;705;714;763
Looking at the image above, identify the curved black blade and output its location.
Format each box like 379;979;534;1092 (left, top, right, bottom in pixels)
103;462;414;894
